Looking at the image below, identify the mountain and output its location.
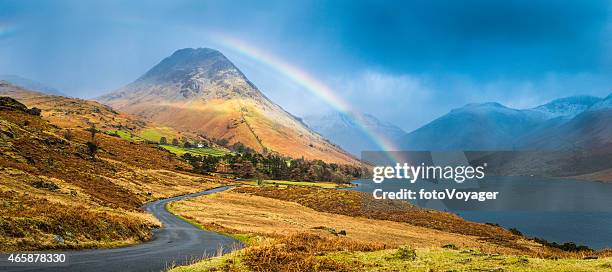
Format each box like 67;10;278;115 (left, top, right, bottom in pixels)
396;94;612;181
531;95;601;119
399;102;545;150
98;48;356;164
400;95;611;151
0;74;64;96
303;111;405;156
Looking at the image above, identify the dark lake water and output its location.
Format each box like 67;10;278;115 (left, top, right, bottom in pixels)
350;177;612;250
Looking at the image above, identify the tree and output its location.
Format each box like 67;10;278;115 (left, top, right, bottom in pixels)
172;138;179;146
235;160;256;179
86;141;99;159
216;138;229;147
159;137;167;145
86;123;98;159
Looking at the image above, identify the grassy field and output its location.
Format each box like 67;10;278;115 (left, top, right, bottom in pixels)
167;187;611;271
172;244;612;272
102;129;143;142
138;127;179;142
101;130;230;157
160;145;230;157
166;189;518;250
240;179;344;189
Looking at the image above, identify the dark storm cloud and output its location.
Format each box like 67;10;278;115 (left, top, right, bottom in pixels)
0;0;611;130
323;0;611;76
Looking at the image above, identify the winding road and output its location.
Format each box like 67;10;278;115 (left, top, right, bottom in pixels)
1;186;242;272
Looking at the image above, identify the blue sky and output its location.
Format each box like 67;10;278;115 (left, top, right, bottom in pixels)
1;0;611;131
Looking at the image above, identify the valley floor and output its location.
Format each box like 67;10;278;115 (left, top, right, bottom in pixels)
167;185;612;271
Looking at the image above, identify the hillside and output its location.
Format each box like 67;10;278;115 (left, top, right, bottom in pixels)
0;81;213;147
97;48;357;164
0;80;144;131
0;96;222;251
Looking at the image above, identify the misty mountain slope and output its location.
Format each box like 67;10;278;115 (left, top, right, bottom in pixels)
303;111;406;156
98;48;357;164
589;93;612;111
520;107;612;150
400;102;545;150
400;95;612;151
517;94;612;150
530;95;601;119
0;74;64;96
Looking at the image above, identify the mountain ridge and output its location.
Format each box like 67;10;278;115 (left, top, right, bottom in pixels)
400;94;612;151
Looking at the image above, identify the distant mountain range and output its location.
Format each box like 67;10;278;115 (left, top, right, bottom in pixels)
303;112;405;156
399;95;612;151
98;48;357;164
392;94;612;181
0;74;64;96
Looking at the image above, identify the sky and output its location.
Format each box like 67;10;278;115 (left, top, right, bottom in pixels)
1;0;611;131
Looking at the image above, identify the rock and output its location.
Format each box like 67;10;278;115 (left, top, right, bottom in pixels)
54;235;65;244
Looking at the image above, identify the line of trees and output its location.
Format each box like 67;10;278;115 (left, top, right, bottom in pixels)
159;136;209;148
181;150;366;183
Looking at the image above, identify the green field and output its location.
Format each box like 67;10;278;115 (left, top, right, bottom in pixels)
241;179;343;189
102;130;143;142
138;127;178;142
160;145;230;157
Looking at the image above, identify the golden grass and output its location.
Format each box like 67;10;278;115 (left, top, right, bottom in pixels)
0;102;224;251
168;190;538;255
173;245;612;272
168;191;612;271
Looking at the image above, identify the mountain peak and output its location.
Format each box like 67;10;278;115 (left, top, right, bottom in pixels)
139;47;241;83
451;102;516;115
103;47;263;101
459;102;507;109
533;95;602;118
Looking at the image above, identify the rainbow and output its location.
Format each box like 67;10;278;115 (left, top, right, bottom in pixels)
214;34;403;164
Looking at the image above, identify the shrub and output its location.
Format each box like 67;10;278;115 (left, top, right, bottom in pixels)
27;107;41;116
509;228;523;236
393;245;417;261
86;141;98;158
442;243;459;250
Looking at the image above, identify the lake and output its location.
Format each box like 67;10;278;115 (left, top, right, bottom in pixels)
350;177;612;250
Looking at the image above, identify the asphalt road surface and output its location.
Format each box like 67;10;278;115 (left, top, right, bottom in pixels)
1;186;242;272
